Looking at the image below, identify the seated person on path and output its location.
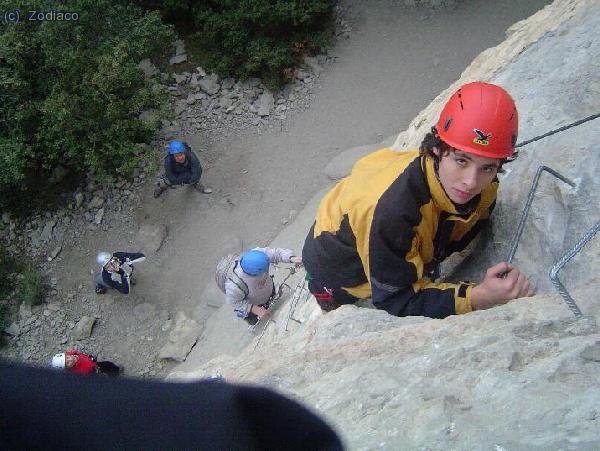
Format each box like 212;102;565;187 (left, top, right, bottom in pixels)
50;349;121;376
94;251;146;295
225;248;302;325
302;81;535;318
154;139;212;198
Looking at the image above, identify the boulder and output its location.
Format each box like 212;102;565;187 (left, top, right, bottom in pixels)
169;54;187;65
254;90;274;117
39;219;56;243
71;316;96;341
159;312;200;362
137;59;159;78
198;74;221;96
94;208;104;225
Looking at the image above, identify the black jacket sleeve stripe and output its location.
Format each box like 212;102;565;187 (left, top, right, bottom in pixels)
369;157;455;318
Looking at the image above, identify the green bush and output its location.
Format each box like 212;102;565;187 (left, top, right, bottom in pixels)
0;246;15;298
191;0;334;88
0;303;7;333
0;245;45;331
16;264;46;306
0;0;175;214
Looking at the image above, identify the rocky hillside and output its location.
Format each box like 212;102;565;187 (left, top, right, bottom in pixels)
169;1;600;448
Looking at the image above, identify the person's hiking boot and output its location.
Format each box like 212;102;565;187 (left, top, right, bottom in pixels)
153;185;165;198
195;182;213;194
243;313;259;326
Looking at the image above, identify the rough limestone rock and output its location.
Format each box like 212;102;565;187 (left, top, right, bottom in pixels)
88;195;104;209
198;74;220;96
173;39;186;56
39;219;56;243
71;316;96;341
136;223;167;254
137;59;159;78
159;311;200;362
169;54;187;65
170;287;600;449
201;283;225;309
254;90;275;117
93;208;104;225
74;192;84;208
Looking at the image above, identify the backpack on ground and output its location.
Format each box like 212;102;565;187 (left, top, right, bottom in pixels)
215;254;249;299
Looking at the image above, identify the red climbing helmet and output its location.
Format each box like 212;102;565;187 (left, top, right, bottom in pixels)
436;82;518;159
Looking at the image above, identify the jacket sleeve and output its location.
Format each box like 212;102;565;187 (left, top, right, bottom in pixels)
368;200;472;319
224;279;251;318
102;269;130;294
252;247;295;264
187;151;201;185
113;252;146;264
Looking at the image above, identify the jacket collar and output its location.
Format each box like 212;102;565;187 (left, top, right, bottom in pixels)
422;155;480;219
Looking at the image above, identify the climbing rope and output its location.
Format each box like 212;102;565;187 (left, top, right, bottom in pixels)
515;113;600;148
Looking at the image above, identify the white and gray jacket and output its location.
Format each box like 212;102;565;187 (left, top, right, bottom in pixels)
225;247;296;318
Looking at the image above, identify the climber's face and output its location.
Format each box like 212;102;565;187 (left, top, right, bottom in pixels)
434;147;500;204
174;152;187;164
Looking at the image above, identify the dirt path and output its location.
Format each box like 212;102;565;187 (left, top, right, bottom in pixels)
3;0;551;377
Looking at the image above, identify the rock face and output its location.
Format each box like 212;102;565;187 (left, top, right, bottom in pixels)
171;284;600;449
170;1;600;448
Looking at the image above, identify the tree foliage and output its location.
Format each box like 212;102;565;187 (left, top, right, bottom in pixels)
136;0;334;89
194;0;333;87
0;0;174;214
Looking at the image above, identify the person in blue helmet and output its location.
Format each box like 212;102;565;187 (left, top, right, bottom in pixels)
154;139;212;198
225;247;303;325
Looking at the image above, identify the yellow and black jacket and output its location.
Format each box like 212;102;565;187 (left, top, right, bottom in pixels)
302;149;498;318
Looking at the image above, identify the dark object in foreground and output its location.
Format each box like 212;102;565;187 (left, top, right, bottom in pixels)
0;362;343;450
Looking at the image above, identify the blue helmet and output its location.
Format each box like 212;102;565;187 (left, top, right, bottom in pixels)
240;250;270;276
168;140;186;155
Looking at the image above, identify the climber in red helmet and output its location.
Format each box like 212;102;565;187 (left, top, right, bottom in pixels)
303;82;535;318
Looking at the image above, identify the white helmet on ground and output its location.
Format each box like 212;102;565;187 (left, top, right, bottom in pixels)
96;251;112;267
51;353;66;369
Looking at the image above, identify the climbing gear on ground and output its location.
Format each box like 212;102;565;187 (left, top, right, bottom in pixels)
240;250;270;276
550;220;599;319
168;140;186;154
215;254;249;298
51;353;66;369
436;82;518;159
96;251;111;267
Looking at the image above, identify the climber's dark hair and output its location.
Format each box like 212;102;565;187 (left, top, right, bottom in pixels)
419;126;516;174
